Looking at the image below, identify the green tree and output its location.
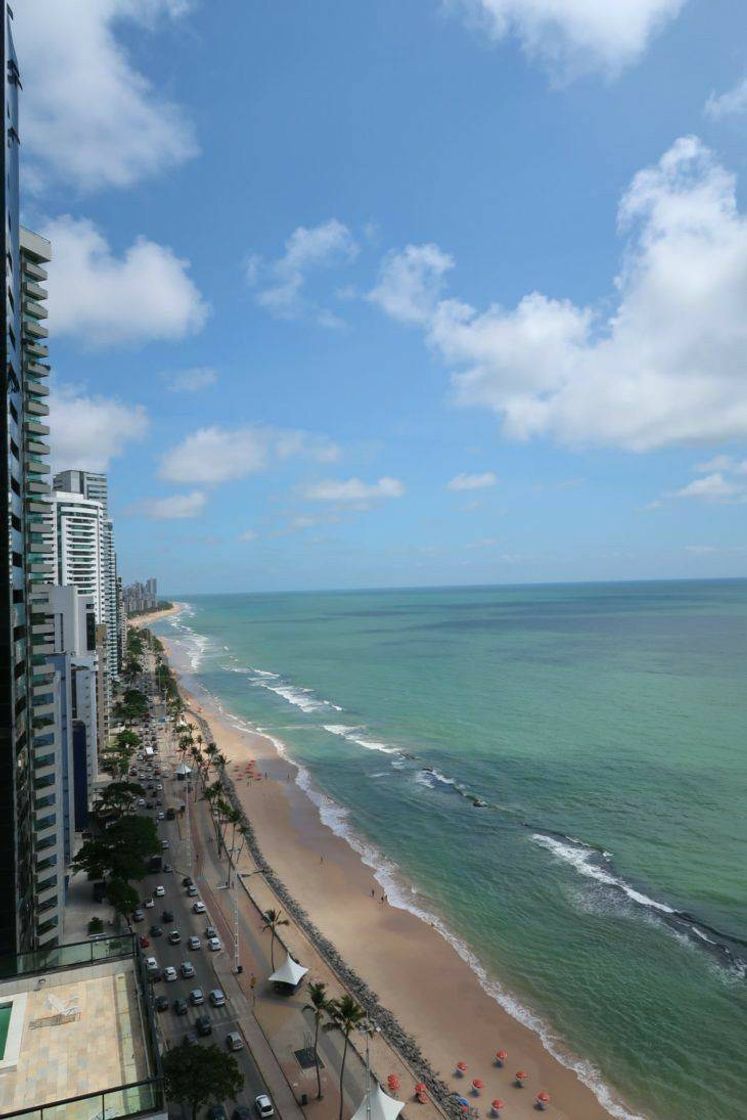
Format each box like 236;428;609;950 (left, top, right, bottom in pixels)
73;815;159;882
261;908;290;970
92;781;145;821
106;877;139;925
162;1039;243;1120
304;981;331;1099
324;995;367;1120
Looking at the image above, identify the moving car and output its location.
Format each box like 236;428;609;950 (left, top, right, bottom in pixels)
173;997;188;1015
192;901;206;914
189;988;205;1006
254;1096;274;1118
205;926;218;939
182;876;193;887
149;925;163;938
162;909;174;923
180;961;195;978
168;930;182;945
163;966;178;983
226;1031;243;1052
186;885;198;898
154;885;166;897
188;936;201;950
208;989;225;1007
195;1014;212;1037
161;839;169;850
208;936;222;952
154;995;169;1012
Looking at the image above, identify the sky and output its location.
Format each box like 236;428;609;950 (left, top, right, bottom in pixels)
15;0;747;592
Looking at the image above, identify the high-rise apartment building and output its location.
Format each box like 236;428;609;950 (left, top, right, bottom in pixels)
53;469;121;687
0;3;32;957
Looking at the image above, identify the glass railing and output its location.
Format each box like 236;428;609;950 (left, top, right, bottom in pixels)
1;1079;162;1120
0;934;134;979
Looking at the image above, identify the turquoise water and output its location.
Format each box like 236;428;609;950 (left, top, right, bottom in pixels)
155;581;747;1120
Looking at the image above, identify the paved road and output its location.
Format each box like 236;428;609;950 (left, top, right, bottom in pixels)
133;686;270;1118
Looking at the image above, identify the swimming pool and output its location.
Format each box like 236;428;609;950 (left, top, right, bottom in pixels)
0;1003;11;1059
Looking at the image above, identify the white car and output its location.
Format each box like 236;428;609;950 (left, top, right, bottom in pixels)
144;898;155;909
188;936;201;950
137;798;146;807
189;988;205;1006
180;961;195;978
207;936;222;952
255;1095;274;1119
161;839;169;850
192;901;206;914
163;966;177;982
209;989;225;1007
144;956;158;972
154;885;166;897
226;1031;243;1052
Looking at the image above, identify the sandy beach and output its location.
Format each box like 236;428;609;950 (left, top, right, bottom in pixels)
154;618;621;1120
129;602;185;628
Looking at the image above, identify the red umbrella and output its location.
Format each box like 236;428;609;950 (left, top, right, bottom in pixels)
415;1084;426;1093
495;1050;508;1064
491;1102;505;1114
515;1071;528;1083
472;1079;485;1091
456;1062;468;1073
536;1091;550;1105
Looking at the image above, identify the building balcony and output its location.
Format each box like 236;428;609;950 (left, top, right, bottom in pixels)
24;340;48;359
22;280;48;302
27;479;52;495
26;398;50;416
24;418;51;436
27;379;50;396
22;257;48;282
22;298;48;320
22;318;48;339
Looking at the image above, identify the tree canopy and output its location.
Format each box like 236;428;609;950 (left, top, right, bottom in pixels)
73;815;159;882
162;1040;244;1120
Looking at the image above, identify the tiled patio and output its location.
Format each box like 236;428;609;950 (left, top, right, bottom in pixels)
0;968;149;1114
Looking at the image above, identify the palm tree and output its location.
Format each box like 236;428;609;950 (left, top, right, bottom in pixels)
324;995;367;1120
261;908;290;970
303;981;331;1099
215;751;228;771
223;806;243;883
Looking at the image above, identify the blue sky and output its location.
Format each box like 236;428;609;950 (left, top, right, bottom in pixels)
16;0;747;592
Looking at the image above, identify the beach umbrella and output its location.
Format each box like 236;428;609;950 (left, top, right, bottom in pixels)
495;1050;508;1066
471;1079;484;1095
514;1072;528;1087
490;1102;505;1116
535;1092;550;1110
456;1062;468;1075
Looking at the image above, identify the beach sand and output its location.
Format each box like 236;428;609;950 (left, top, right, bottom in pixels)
129;602;184;628
159;631;622;1120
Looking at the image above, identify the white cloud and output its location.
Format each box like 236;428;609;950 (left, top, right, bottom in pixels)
161;367;218;393
695;455;747;475
49;383;148;472
302;477;405;503
238;529;258;542
374;137;747;451
447;471;498;491
448;0;685;79
251;219;359;323
705;77;747;120
675;473;740;500
160;425;340;484
14;0;197;192
684;544;718;555
141;491;207;519
44;216;208;347
368;244;454;324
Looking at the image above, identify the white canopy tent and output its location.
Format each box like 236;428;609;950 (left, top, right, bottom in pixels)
267;952;308;988
175;762;193;778
350;1084;405;1120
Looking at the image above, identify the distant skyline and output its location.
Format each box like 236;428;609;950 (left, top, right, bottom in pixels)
17;0;747;592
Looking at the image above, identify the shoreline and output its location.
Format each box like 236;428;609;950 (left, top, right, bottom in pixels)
129;602;185;628
152;609;636;1120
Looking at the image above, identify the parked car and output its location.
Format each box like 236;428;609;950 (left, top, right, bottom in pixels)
161;839;169;850
138;935;150;948
144;898;155;909
254;1097;274;1120
205;925;218;939
232;1108;252;1120
154;885;166;897
195;1014;212;1037
168;930;182;945
173;997;188;1015
226;1032;243;1052
182;876;193;887
207;1107;227;1120
162;910;174;923
188;935;201;950
149;925;163;938
186;885;198;898
208;937;222;952
154;995;169;1012
189;988;205;1006
163;966;178;984
180;961;195;978
132;909;145;923
163;863;173;873
192;901;206;914
208;989;225;1007
144;956;158;972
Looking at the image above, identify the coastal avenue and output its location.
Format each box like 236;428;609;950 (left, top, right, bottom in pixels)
131;630;373;1120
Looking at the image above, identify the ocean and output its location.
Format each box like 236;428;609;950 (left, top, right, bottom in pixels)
153;580;747;1120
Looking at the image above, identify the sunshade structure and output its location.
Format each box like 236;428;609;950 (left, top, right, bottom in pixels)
175;762;193;779
350;1083;404;1120
267;952;308;991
